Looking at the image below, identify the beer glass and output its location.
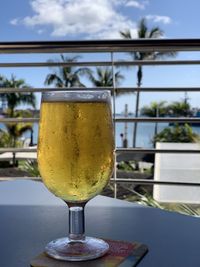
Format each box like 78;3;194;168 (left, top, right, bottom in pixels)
37;90;114;261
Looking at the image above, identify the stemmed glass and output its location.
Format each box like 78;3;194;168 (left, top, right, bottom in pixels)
37;90;114;261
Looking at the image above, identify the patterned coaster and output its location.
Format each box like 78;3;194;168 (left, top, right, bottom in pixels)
30;239;148;267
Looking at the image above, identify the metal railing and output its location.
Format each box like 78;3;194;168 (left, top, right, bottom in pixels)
1;39;200;197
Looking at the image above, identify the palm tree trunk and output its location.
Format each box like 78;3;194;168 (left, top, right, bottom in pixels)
12;152;16;167
10;107;14;118
133;87;140;147
133;66;142;147
153;107;159;147
12;137;17;166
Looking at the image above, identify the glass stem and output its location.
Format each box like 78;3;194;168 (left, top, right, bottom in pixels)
68;205;85;241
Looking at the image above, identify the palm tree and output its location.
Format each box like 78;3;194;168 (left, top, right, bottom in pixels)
140;101;167;117
0;75;36;165
2;110;33;166
153;124;200;143
140;101;167;145
167;101;192;117
45;55;90;88
87;67;124;95
6;110;33;147
0;75;36;117
120;18;176;147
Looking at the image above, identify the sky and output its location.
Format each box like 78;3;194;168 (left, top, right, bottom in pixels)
1;0;200;113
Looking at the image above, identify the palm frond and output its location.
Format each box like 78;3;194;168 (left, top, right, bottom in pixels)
148;27;163;38
74;67;92;77
20;93;36;108
138;18;148;38
44;73;64;87
119;17;178;89
45;54;86;88
120;29;132;39
0;75;36;115
87;67;125;96
20;160;40;177
155;51;177;59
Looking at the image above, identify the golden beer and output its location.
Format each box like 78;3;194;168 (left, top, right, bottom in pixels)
38;101;114;202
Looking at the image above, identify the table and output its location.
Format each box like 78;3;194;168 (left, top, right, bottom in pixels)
0;180;200;267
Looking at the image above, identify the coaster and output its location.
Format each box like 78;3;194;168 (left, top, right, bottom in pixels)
30;239;148;267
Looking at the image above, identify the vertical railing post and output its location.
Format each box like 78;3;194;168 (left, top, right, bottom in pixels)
111;52;117;198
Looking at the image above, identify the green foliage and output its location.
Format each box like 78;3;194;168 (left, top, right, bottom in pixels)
87;67;124;96
117;161;135;171
4;110;33;147
167;101;192;117
0;75;36;151
140;100;193;118
0;75;36;116
120;18;176;87
140;101;167;117
120;18;177;147
0;129;16;147
88;67;122;86
0;74;34;163
173;204;200;216
140;100;195;145
133;194;164;209
19;160;200;217
154;123;200;143
44;55;91;88
126;193;200;217
20;160;40;177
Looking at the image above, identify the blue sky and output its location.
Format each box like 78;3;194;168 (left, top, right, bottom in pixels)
4;0;200;40
1;0;200;112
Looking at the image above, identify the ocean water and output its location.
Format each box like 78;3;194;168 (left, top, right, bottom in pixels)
115;122;170;147
22;122;161;148
117;122;200;147
4;121;200;148
24;122;200;148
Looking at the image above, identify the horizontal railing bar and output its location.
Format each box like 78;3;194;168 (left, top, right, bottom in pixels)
115;117;200;122
119;60;200;66
0;148;37;153
1;39;200;53
2;60;200;67
1;87;200;93
116;148;200;154
0;147;198;154
1;117;200;124
110;178;200;186
0;62;112;67
0;177;41;181
0;87;113;93
0;118;39;123
132;87;200;92
0;177;200;187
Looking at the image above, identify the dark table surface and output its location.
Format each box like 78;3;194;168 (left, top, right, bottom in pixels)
0;180;200;267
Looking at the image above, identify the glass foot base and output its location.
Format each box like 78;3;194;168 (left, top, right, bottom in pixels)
45;237;109;261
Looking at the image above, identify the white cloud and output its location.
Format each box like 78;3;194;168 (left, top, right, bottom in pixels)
10;0;137;39
125;0;148;9
37;29;45;34
113;0;149;9
10;18;19;25
146;15;172;24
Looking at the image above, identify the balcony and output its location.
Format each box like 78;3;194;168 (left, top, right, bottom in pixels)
0;39;200;210
1;39;200;267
